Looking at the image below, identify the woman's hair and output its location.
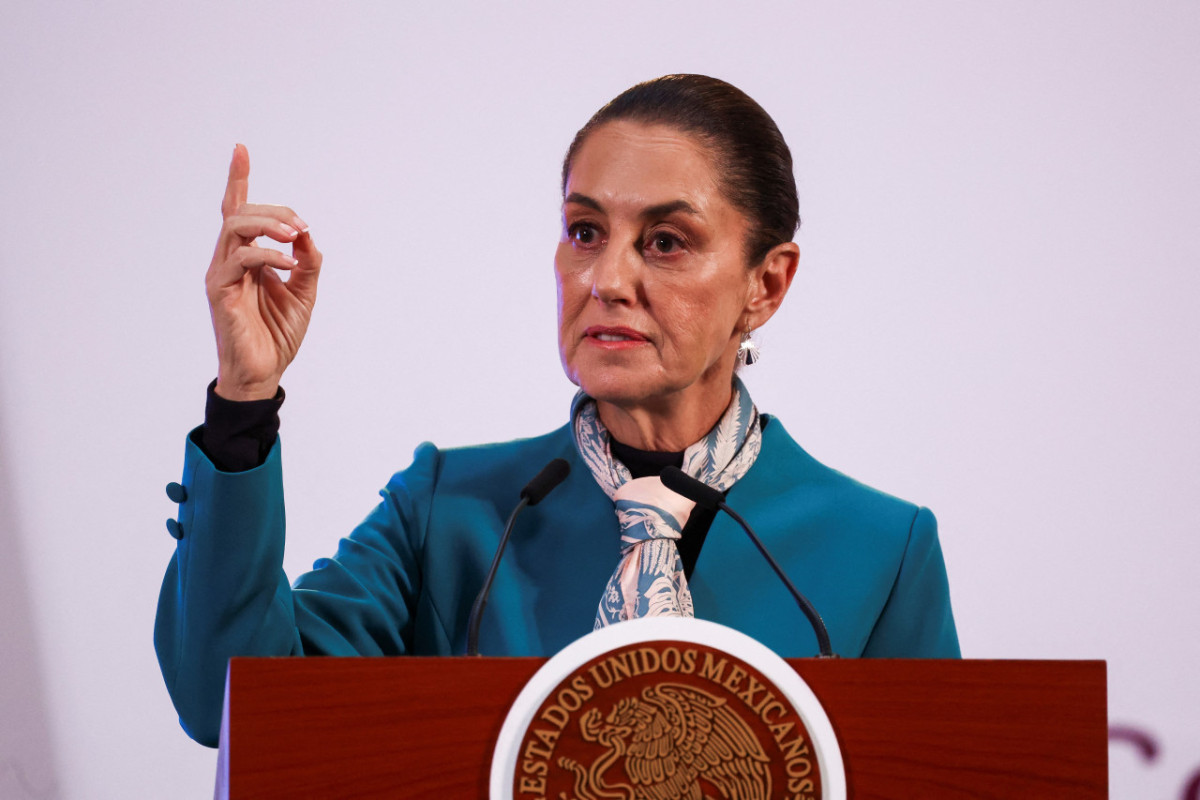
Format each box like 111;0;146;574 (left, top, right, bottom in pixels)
562;74;800;265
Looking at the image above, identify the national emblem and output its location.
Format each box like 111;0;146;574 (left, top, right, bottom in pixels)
556;683;771;800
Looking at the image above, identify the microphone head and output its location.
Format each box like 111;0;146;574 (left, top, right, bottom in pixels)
520;458;571;506
659;466;724;510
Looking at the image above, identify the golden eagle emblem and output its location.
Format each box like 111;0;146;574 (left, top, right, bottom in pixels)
556;682;771;800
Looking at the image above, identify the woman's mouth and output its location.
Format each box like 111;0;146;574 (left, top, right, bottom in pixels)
584;326;648;348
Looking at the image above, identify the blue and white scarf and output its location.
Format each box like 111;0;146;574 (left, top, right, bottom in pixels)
572;377;763;629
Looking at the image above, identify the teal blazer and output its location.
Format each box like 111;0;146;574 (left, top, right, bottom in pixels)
155;416;958;746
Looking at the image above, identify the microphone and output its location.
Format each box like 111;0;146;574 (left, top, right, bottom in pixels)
660;466;836;658
466;458;570;656
519;458;571;506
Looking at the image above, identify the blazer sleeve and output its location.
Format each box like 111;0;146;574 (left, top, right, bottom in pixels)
153;430;440;747
861;506;961;658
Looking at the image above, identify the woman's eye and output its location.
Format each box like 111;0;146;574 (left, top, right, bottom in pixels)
648;233;682;254
569;223;600;245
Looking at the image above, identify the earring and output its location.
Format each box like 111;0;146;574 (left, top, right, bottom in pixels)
737;325;759;366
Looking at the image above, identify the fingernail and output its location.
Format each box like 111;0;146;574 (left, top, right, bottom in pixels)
280;223;298;237
286;256;299;266
292;216;309;233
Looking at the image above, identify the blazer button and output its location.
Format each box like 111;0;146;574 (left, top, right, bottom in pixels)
166;519;184;540
165;482;188;503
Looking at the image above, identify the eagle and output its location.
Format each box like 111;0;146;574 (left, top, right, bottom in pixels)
556;682;771;800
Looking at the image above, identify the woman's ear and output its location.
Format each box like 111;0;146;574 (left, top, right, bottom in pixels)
744;242;799;328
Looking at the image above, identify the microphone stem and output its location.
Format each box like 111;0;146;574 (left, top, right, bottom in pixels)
718;501;835;658
466;496;530;657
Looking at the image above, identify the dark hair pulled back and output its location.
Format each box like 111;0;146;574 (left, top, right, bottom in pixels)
562;74;800;265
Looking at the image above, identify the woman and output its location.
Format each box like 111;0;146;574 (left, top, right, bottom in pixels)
155;75;959;747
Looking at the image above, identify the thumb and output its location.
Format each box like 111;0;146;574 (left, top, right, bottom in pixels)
287;231;322;302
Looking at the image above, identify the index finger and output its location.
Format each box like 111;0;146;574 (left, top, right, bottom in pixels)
220;143;250;219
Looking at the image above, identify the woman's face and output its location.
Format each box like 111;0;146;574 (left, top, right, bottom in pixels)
556;121;757;415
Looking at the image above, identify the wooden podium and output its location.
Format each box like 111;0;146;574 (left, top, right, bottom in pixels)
215;657;1106;798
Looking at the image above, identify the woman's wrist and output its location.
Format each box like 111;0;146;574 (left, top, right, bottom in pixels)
214;374;281;402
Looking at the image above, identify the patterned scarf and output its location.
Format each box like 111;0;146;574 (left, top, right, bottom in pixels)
572;377;763;629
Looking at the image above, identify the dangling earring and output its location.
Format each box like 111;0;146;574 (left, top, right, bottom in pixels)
737;324;759;366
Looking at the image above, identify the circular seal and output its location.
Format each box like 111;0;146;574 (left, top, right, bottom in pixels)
491;618;845;800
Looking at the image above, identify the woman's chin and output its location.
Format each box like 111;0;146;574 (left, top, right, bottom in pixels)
574;368;684;411
576;371;656;406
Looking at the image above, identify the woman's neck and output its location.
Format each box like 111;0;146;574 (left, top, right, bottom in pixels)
596;383;734;452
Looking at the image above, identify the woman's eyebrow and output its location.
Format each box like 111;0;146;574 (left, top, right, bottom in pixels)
564;193;700;220
641;199;700;220
564;192;603;211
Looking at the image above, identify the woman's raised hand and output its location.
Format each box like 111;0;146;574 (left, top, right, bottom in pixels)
205;144;323;401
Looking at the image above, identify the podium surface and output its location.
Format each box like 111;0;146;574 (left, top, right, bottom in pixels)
216;657;1106;798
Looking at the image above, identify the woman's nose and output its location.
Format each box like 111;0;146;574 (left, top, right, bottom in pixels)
591;240;639;305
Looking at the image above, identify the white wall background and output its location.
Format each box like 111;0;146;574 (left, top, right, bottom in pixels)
1;1;1197;796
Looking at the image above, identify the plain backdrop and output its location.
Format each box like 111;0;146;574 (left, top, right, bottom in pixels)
1;2;1197;797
